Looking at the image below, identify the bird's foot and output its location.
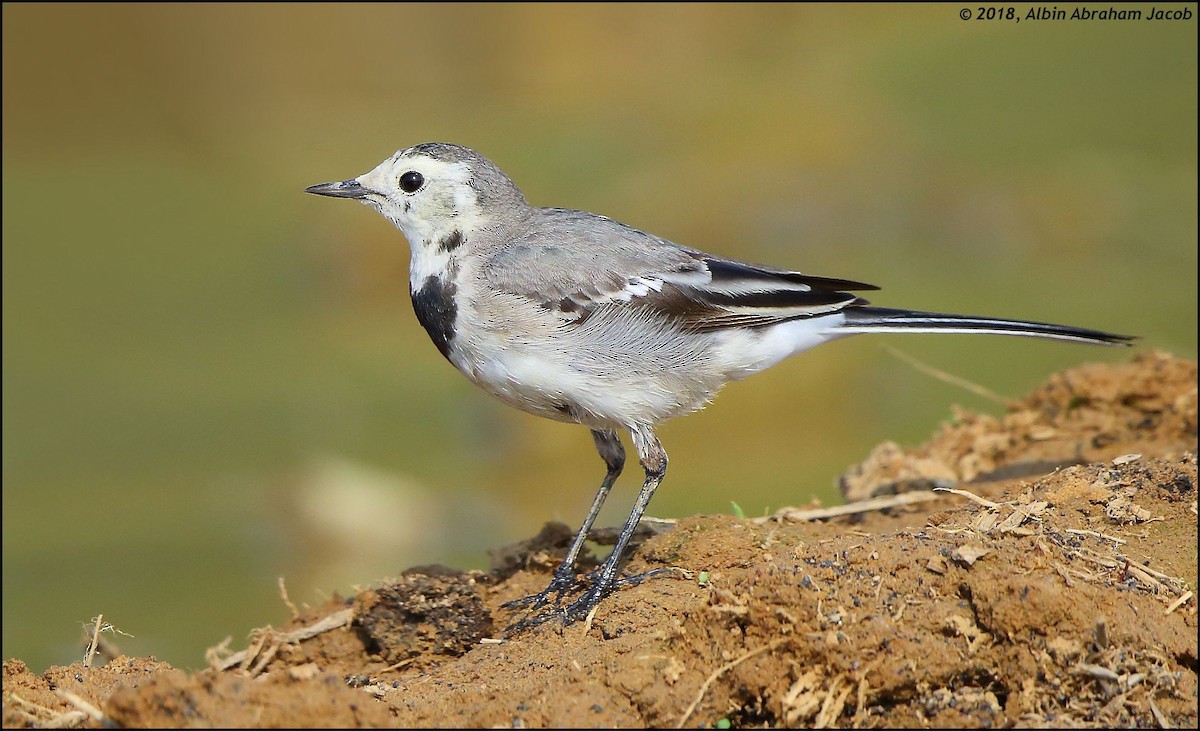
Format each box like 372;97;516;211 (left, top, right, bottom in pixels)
500;566;581;612
502;567;671;634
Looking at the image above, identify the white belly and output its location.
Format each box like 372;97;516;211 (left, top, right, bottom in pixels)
444;291;852;428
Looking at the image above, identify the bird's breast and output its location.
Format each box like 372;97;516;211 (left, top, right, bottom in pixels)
410;274;459;361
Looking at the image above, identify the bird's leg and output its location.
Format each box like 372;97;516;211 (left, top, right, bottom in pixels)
503;429;624;612
557;424;667;624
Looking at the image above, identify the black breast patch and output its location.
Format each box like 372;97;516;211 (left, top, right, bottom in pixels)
410;276;458;360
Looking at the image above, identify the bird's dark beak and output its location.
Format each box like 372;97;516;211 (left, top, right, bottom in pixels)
305;179;370;199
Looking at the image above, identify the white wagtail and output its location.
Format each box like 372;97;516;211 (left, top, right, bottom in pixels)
307;142;1132;628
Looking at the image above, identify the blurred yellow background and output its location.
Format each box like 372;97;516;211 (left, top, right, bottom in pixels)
3;4;1195;671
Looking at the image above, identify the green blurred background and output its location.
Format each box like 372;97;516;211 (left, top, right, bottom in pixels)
3;4;1195;671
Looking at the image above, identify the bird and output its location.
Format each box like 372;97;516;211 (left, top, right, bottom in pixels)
306;142;1133;629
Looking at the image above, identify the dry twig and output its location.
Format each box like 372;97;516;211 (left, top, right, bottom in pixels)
753;491;943;523
83;614;103;668
814;676;853;728
933;486;1002;509
676;639;788;728
54;689;108;725
1164;591;1193;615
211;608;354;672
1066;528;1127;545
278;577;300;620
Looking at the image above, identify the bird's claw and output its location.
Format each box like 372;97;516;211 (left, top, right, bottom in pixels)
501;567;671;634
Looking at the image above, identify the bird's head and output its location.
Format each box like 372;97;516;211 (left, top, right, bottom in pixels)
306;142;527;254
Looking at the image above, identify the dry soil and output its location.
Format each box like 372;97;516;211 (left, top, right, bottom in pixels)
3;351;1197;728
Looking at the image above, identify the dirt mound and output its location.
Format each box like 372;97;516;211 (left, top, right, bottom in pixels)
4;352;1196;728
841;350;1197;500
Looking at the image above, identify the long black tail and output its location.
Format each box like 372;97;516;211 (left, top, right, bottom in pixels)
839;306;1134;346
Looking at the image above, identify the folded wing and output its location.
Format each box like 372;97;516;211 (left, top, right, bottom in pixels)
483;208;878;333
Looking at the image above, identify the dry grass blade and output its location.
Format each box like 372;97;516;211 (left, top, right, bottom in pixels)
1075;663;1120;681
934;486;1002;509
211;607;354;672
1066;528;1127;545
880;343;1010;404
814;676;853;728
53;689;109;725
83;614;103;668
278;577;300;620
754;491;942;523
1163;591;1193;615
676;639;788;728
1149;698;1172;728
6;693;59;724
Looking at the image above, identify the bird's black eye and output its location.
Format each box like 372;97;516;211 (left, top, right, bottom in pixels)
399;171;424;193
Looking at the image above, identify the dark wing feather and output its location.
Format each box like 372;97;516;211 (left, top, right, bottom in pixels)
543;255;875;333
703;258;879;293
656;256;874;332
483;208;877;332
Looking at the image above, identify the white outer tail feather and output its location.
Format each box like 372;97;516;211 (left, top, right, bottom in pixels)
837;307;1134;346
